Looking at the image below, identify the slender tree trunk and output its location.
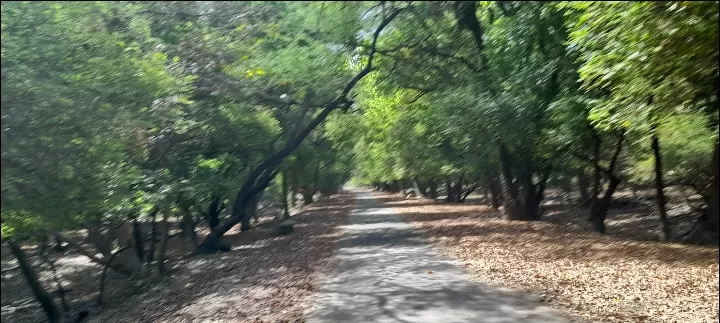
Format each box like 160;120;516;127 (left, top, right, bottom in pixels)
488;176;502;209
282;170;290;219
7;240;62;323
207;198;221;230
589;133;602;215
157;210;170;275
589;129;626;233
412;177;423;197
444;178;452;202
132;218;145;262
708;139;720;232
577;170;591;207
427;180;438;199
651;124;671;242
146;210;157;264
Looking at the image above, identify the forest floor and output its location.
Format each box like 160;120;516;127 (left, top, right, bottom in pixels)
378;191;719;323
1;193;354;323
2;189;718;323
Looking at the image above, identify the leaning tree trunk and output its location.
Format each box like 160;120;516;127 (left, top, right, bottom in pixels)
196;10;403;253
242;193;262;231
7;240;62;323
708;139;720;232
651;124;671;242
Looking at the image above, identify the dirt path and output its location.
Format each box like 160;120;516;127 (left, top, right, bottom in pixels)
305;188;573;323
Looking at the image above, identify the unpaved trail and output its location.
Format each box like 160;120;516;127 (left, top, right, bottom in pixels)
306;188;574;323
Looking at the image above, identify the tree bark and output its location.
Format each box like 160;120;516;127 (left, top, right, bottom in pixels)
132;218;145;262
206;198;221;230
302;190;314;205
146;209;157;264
157;210;170;275
242;193;262;231
651;124;671;242
708;139;720;232
488;175;502;209
444;178;452;202
8;240;62;323
499;143;530;220
282;170;290;219
577;170;591;207
427;180;438;199
412;177;423;197
589;129;626;233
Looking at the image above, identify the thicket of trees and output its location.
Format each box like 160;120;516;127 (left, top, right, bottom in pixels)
1;1;717;322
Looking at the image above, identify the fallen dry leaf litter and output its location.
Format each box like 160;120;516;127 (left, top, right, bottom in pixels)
1;193;353;323
377;193;719;323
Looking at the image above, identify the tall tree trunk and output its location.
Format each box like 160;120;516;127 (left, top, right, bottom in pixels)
488;176;502;209
589;132;602;214
590;176;621;234
589;129;626;233
302;189;314;205
444;178;452;202
282;170;290;219
7;240;62;323
499;143;529;220
397;180;404;194
132;218;145;262
708;139;720;232
427;180;438;199
651;124;671;242
206;198;221;230
157;210;170;275
146;209;157;264
412;177;423;197
452;175;463;203
577;170;590;207
181;208;198;249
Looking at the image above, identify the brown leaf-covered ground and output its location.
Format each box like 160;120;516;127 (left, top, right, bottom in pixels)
378;193;719;323
1;193;353;323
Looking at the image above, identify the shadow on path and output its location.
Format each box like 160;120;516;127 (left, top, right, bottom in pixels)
306;188;571;323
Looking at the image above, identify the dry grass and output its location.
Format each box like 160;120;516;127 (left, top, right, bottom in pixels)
1;193;353;323
378;193;719;323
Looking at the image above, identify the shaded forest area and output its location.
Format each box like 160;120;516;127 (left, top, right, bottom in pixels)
1;1;718;322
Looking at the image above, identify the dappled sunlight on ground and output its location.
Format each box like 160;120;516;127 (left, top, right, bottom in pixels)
377;193;719;323
2;193;354;323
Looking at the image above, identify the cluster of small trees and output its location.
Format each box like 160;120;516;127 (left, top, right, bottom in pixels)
351;1;718;237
